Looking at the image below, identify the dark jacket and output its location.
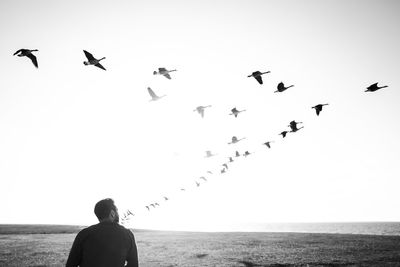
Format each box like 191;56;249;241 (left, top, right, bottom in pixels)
66;221;139;267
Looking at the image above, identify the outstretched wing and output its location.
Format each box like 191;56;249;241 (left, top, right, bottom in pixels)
147;87;157;98
163;73;171;79
255;76;263;84
158;67;167;72
95;63;106;70
83;50;95;61
26;54;38;68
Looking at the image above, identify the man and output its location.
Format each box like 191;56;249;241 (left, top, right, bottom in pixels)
66;198;139;267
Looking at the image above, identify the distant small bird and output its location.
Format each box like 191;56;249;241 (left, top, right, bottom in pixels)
229;107;246;118
289;120;304;132
13;49;39;68
248;71;270;84
163;196;169;201
221;168;226;174
194;105;212;118
207;171;213;175
150;203;156;208
243;151;251;157
126;209;134;216
205;150;216;158
155;203;160;206
263;141;274;148
365;82;388;92
145;206;150;211
83;50;106;70
228;157;234;163
195;181;201;187
147;87;166;101
200;176;207;181
222;163;228;170
312;104;329;116
153;67;177;79
228;136;246;144
235;151;240;157
274;82;294;93
280;131;289;138
180;188;186;191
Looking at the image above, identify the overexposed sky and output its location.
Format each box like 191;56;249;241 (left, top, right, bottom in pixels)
1;0;399;231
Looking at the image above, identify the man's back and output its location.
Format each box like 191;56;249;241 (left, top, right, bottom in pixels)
66;221;138;267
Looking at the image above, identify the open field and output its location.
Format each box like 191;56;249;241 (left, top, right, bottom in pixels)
1;225;400;266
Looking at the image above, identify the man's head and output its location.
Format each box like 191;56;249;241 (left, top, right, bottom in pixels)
94;198;119;223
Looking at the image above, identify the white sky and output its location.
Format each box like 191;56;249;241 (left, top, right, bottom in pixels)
1;0;399;231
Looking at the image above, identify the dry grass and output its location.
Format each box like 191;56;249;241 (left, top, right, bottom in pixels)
1;225;400;266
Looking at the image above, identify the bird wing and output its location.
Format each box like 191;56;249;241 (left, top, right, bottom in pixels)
13;49;23;56
159;67;167;72
163;73;172;79
95;63;106;70
147;87;158;98
83;50;96;61
255;76;263;84
26;54;38;68
200;109;204;118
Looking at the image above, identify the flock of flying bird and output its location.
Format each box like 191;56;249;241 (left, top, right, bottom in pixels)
12;48;389;224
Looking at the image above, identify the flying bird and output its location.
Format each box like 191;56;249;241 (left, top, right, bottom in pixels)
200;176;207;181
279;131;289;138
365;82;388;92
205;150;216;158
243;151;251;157
195;181;201;187
194;105;212;118
145;206;150;211
263;141;274;148
163;196;169;201
147;87;166;101
222;163;228;170
229;107;246;118
13;49;38;68
235;151;241;157
150;204;156;208
274;82;294;93
153;67;177;79
228;157;234;163
228;136;246;144
221;168;226;174
248;71;270;84
83;50;106;70
289;120;304;132
207;171;213;175
312;104;329;116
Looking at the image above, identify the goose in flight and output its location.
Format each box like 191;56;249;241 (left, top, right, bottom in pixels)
263;141;274;149
365;82;388;92
207;170;213;175
229;107;246;118
163;196;169;201
194;105;212;118
243;151;252;157
228;136;246;144
221;168;226;174
289;120;304;132
312;103;328;116
235;151;240;157
222;163;228;170
83;50;106;70
150;204;156;208
248;71;270;84
228;157;234;163
195;181;201;187
147;87;166;101
274;82;294;93
279;131;289;138
205;150;216;158
126;210;134;216
154;67;177;79
200;176;207;181
13;49;39;68
145;206;150;211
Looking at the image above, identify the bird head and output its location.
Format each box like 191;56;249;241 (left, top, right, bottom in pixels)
83;61;89;65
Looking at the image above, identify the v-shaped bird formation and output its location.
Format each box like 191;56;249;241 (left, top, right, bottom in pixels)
11;46;389;224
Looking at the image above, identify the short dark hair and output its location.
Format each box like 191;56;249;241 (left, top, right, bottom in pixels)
94;198;117;220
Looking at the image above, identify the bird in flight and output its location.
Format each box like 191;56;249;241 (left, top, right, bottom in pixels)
126;210;134;216
243;151;252;157
248;71;270;84
83;50;106;70
235;151;241;157
205;150;216;158
228;157;234;163
153;67;177;79
274;82;294;93
194;105;212;118
222;163;228;170
279;131;289;138
365;82;388;92
13;49;39;68
200;176;207;181
229;107;246;118
228;136;246;144
221;168;226;174
163;196;169;201
207;171;213;175
312;104;329;116
145;206;150;211
263;141;274;149
289;120;304;132
147;87;166;101
195;181;201;187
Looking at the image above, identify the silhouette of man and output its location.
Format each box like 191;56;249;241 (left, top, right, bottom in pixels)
66;198;139;267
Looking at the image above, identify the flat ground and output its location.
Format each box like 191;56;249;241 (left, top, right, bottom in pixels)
0;225;400;266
